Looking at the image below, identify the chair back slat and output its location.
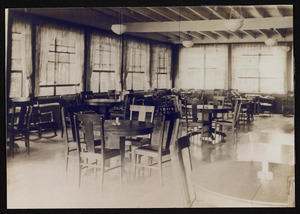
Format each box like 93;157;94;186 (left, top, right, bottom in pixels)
129;105;155;123
233;100;242;127
160;112;180;152
170;135;195;207
74;113;104;153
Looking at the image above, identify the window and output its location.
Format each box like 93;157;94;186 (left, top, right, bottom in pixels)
151;44;172;89
10;32;23;97
125;40;150;90
90;36;121;92
156;51;168;88
178;45;228;89
9;19;32;98
36;23;84;96
232;44;286;93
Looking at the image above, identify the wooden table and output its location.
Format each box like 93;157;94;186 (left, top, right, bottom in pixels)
190;161;294;207
104;120;154;182
85;99;123;119
187;105;231;141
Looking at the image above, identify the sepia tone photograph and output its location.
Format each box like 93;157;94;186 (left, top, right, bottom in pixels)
5;4;295;209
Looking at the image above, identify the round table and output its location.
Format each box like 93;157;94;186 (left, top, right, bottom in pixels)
190;161;294;207
187;105;231;141
85;99;124;119
104;120;154;183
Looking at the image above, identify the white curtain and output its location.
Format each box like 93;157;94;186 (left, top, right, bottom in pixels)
178;44;228;90
88;32;121;92
124;39;150;90
10;18;32;97
232;43;287;93
36;22;84;96
151;43;172;89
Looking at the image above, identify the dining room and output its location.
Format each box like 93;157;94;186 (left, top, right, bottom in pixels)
5;4;295;209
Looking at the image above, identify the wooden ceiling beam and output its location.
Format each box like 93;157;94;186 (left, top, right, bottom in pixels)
213;31;229;39
205;7;228;19
251;6;265;18
185;6;210;20
146;7;176;21
243;30;256;39
124;17;292;33
109;7;150;22
274;28;286;38
273;5;284;17
189;32;204;40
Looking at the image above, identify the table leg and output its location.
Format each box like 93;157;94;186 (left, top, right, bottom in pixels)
119;136;125;184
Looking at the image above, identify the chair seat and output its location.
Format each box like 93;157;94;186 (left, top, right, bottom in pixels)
215;120;232;125
260;102;273;107
135;145;170;157
126;137;151;147
95;148;120;159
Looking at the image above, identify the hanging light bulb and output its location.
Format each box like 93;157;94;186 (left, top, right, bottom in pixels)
182;31;194;48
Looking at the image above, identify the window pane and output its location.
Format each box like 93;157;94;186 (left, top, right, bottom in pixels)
100;72;115;92
91;72;100;92
10;72;22;97
132;73;144;90
157;74;167;89
39;87;54;96
56;86;77;95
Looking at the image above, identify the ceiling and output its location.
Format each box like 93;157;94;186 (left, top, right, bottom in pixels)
12;5;293;44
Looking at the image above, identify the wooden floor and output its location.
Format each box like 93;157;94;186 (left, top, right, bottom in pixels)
6;114;294;208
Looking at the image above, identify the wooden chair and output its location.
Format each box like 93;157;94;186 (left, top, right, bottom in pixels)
282;91;294;116
60;95;77;138
7;97;33;156
133;112;180;187
212;95;225;120
214;100;242;140
126;105;155;161
36;96;61;138
73;113;123;191
109;94;133;120
107;90;116;99
170;135;195;207
61;105;89;171
184;99;209;144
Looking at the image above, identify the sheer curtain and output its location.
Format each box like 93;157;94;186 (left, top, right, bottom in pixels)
9;18;32;97
232;43;287;93
88;32;121;92
151;43;172;89
178;44;228;90
35;22;84;96
124;39;150;90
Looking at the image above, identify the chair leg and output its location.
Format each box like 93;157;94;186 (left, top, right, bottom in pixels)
133;151;137;179
94;159;98;180
26;133;30;155
99;159;105;192
148;157;152;176
120;156;123;188
158;157;163;187
78;161;82;188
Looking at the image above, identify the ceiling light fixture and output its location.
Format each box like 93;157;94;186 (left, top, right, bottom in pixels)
264;29;277;47
264;38;278;47
225;6;244;32
182;31;194;48
111;8;127;35
111;24;127;35
280;45;290;52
